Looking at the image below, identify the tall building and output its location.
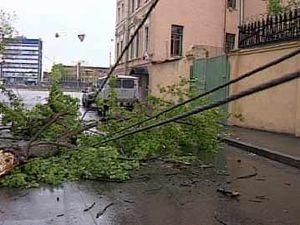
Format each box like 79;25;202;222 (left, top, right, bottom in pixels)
114;0;267;97
1;37;42;84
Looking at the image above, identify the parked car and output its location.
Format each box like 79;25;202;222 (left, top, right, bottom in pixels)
82;75;140;115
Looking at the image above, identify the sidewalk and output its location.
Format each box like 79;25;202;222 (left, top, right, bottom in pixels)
223;126;300;168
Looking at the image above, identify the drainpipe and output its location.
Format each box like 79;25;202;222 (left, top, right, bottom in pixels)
240;0;245;25
223;0;227;54
236;0;245;49
124;0;130;75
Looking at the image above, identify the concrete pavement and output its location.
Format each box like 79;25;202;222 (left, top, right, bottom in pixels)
224;126;300;168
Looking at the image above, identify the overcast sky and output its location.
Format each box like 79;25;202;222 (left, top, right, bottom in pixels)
1;0;116;71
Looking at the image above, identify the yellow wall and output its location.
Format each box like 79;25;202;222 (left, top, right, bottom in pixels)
229;41;300;136
149;58;190;97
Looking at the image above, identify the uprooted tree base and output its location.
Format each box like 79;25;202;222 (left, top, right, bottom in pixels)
0;76;225;188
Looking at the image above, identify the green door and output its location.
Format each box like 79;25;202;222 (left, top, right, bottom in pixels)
191;55;230;112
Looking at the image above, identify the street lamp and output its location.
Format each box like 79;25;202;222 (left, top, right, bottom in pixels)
54;31;86;89
109;38;114;67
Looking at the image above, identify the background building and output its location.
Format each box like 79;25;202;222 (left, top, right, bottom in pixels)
1;37;42;85
61;63;109;84
44;63;109;87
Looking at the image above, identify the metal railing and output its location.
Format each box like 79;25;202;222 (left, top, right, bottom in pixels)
239;8;300;49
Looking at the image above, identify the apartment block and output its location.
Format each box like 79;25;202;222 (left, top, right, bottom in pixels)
1;37;42;85
114;0;267;97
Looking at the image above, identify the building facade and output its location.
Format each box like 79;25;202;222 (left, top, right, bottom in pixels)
1;37;42;84
114;0;268;97
61;63;109;84
45;63;109;87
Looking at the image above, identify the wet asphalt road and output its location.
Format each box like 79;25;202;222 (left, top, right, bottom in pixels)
1;90;300;224
0;89;98;121
1;146;300;225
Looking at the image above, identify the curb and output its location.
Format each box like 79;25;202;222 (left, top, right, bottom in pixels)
223;137;300;169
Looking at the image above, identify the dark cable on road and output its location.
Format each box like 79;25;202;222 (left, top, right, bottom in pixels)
107;48;300;137
96;71;299;145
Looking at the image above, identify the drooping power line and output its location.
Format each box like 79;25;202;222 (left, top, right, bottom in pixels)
96;71;300;145
106;48;300;138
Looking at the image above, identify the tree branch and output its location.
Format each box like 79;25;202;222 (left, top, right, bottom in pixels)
26;112;70;155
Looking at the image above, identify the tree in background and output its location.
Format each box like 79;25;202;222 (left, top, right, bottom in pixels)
50;63;67;82
268;0;300;15
0;10;16;52
268;0;283;15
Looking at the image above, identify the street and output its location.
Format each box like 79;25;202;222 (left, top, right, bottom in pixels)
1;1;300;224
0;145;299;225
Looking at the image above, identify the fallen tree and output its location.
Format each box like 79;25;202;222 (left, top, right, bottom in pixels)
0;75;225;188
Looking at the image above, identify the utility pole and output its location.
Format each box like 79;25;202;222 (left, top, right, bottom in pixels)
109;51;112;67
110;38;114;68
76;61;81;89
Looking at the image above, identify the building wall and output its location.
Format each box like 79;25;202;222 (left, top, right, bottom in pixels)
150;0;226;62
149;58;191;97
114;0;270;98
228;41;300;136
243;0;267;22
62;64;109;83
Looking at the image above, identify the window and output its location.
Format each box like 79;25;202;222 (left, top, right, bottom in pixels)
145;26;149;51
117;7;120;22
116;42;120;58
225;33;235;53
131;0;135;13
130;36;134;59
116;79;122;88
137;0;141;9
120;40;123;61
227;0;236;9
97;79;105;89
170;25;183;57
135;31;140;58
121;4;124;19
122;79;134;88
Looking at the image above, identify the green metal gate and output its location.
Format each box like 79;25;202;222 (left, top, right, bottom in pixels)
191;55;230;111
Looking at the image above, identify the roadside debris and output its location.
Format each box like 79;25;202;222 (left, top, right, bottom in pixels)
217;187;240;198
214;214;228;225
96;202;114;218
256;195;269;200
0;150;17;177
237;171;258;180
123;199;135;204
248;199;263;203
84;202;96;212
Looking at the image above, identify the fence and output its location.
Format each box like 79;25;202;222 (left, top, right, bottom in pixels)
239;8;300;49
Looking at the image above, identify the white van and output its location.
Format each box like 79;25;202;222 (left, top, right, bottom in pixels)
82;75;140;110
